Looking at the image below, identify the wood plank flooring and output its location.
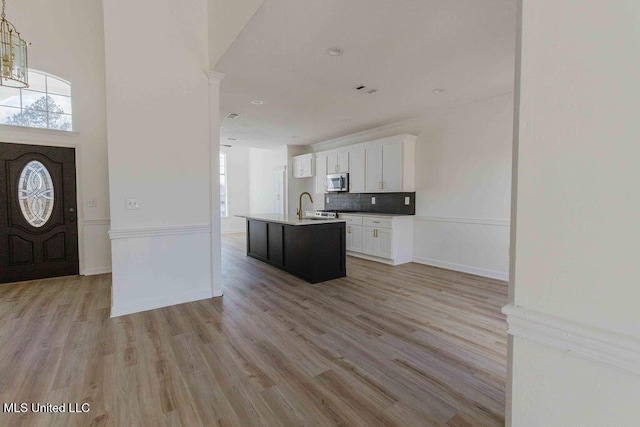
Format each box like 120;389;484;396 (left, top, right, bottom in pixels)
0;233;508;426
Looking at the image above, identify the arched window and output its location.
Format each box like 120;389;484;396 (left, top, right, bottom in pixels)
0;70;72;131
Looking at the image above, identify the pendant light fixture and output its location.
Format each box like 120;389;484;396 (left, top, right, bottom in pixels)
0;0;28;88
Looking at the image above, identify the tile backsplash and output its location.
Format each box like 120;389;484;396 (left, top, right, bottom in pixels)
325;192;415;215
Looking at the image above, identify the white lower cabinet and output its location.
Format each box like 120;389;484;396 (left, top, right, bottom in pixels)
345;224;363;253
342;214;413;265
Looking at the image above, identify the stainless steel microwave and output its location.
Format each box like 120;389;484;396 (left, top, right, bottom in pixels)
327;173;349;192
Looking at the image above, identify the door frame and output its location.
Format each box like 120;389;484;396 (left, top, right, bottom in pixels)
0;125;87;276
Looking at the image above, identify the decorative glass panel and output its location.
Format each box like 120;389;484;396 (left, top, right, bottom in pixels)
18;161;55;228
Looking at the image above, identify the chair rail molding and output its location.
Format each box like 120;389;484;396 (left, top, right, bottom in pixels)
503;304;640;375
414;216;510;227
108;224;211;240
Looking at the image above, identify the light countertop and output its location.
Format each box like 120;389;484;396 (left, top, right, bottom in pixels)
338;212;413;218
236;214;346;226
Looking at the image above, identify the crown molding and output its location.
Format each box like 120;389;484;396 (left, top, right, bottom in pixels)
503;304;640;375
206;71;226;86
310;121;412;152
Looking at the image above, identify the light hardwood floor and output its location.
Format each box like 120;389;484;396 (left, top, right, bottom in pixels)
0;233;508;426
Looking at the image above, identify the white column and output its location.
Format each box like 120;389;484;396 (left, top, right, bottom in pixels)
208;71;226;297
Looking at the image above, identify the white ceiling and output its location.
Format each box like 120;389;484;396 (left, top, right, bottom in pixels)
216;0;517;148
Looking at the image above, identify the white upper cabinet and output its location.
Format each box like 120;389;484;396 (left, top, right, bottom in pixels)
327;151;349;174
292;153;314;178
365;145;383;192
348;147;366;193
315;153;328;193
381;140;404;192
366;139;406;192
314;134;415;193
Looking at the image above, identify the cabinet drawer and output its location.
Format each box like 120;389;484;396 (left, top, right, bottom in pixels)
363;217;392;228
341;215;363;226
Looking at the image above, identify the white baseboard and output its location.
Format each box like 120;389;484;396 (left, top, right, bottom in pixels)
83;267;112;275
221;228;246;235
503;304;640;375
111;288;214;318
413;256;508;281
347;251;400;266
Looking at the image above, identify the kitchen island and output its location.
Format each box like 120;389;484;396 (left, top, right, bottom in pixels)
236;214;346;283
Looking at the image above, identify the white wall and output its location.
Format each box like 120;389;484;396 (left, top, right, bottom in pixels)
508;0;640;424
4;0;111;275
248;145;287;214
413;95;512;280
208;0;264;68
311;94;513;280
221;145;250;233
103;0;214;316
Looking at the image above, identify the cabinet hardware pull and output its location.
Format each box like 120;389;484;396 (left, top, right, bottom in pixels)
373;221;380;223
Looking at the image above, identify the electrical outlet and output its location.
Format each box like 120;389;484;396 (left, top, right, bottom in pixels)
405;197;410;205
86;199;98;208
125;198;139;210
371;197;376;205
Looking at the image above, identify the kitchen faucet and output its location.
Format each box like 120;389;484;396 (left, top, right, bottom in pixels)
297;192;314;220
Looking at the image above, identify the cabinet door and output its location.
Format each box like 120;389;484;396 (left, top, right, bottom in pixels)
292;157;302;178
362;227;377;255
327;154;338;174
303;156;313;177
315;154;328;193
365;145;383;192
348;147;365;193
377;228;393;259
382;141;403;191
350;225;363;253
337;151;349;173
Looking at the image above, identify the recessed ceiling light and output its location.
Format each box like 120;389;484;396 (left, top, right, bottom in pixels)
326;47;344;56
251;100;264;105
431;88;445;94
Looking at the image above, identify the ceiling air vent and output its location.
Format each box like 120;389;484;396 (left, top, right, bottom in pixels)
353;85;378;94
225;113;240;119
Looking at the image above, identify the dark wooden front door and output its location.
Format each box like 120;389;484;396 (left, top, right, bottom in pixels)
0;142;79;283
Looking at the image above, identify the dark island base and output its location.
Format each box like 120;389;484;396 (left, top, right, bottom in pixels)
246;219;346;284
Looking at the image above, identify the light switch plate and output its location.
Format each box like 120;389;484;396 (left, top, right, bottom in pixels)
371;197;376;205
405;197;410;205
86;199;98;208
125;198;139;210
326;196;330;204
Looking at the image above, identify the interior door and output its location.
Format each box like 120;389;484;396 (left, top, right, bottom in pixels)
0;142;79;283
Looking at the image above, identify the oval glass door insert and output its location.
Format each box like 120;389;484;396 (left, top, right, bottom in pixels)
18;160;55;228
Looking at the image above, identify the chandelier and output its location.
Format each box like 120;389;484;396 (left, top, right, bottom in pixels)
0;0;28;88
